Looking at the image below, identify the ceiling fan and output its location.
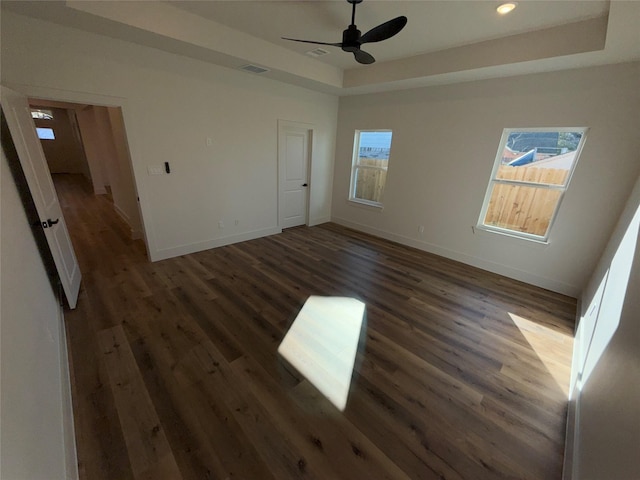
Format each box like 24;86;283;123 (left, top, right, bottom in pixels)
282;0;407;65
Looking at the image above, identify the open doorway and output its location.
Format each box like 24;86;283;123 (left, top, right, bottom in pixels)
28;98;146;254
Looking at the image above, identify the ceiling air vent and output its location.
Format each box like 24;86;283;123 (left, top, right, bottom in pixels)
239;64;270;74
306;48;330;58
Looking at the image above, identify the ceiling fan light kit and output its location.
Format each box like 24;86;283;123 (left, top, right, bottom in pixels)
282;0;407;65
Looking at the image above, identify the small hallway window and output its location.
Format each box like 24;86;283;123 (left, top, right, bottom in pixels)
349;130;393;207
478;128;588;242
36;127;56;140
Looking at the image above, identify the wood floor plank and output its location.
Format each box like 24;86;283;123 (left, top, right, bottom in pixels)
64;301;136;480
231;353;414;480
124;331;216;480
56;174;577;480
96;325;182;480
120;298;244;480
172;346;280;480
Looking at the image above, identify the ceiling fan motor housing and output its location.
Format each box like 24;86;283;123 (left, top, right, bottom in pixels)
342;25;362;52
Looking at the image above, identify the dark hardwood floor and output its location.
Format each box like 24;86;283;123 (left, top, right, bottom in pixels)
57;173;576;480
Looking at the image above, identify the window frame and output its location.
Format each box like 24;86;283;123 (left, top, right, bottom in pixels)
477;127;589;243
348;129;393;208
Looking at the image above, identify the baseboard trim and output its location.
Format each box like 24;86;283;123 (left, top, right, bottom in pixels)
330;216;579;297
150;226;282;261
111;204;144;241
563;301;583;480
563;396;578;480
113;203;131;226
58;303;79;480
309;216;331;227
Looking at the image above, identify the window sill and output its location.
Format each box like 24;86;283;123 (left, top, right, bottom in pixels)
474;225;550;246
347;198;384;210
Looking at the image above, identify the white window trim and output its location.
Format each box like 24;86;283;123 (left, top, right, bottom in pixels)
477;127;589;243
348;129;392;208
348;197;385;209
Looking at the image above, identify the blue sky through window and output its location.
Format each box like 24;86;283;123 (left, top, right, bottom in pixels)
36;127;55;140
359;131;392;149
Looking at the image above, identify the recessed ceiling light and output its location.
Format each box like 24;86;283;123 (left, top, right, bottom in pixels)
497;2;517;15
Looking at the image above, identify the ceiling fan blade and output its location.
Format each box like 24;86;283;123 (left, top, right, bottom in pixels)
353;49;375;65
359;16;407;44
281;37;342;47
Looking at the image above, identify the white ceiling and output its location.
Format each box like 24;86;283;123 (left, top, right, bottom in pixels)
169;0;610;69
3;1;639;95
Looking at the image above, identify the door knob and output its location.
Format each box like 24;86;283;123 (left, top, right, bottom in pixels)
44;218;60;228
302;183;308;187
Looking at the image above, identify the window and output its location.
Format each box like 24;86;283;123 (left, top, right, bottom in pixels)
478;128;588;242
36;127;56;140
31;109;53;120
349;130;393;206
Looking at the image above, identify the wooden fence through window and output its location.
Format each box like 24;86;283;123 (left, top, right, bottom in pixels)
354;157;387;203
484;166;569;236
355;161;569;237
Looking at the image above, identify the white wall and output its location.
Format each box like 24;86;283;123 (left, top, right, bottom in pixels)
0;149;77;479
564;174;640;480
76;106;109;195
1;11;338;261
106;107;143;239
332;63;640;296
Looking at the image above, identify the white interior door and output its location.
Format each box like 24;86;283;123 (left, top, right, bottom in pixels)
1;85;81;309
278;121;310;229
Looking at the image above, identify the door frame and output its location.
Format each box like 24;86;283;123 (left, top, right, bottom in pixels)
4;82;152;259
277;119;313;229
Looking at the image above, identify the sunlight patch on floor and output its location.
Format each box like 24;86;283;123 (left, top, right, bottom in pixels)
508;312;573;398
278;296;365;411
